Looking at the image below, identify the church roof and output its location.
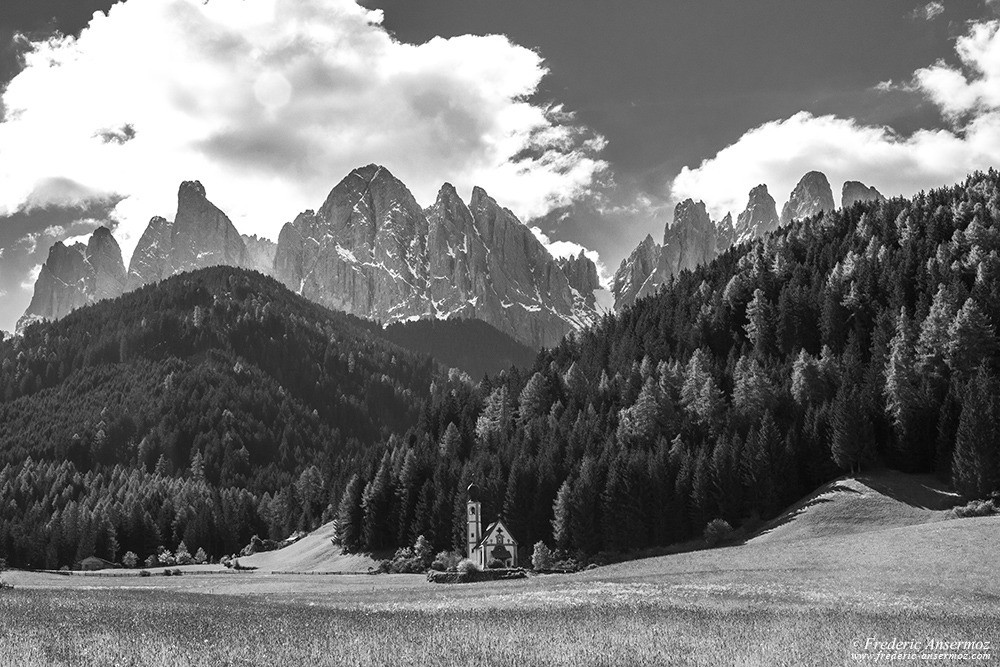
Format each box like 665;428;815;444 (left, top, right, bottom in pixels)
475;518;517;550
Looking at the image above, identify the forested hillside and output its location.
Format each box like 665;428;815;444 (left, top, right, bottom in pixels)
0;267;442;568
4;171;1000;571
381;319;536;380
335;170;1000;559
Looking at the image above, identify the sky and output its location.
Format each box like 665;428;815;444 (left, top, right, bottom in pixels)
2;0;1000;332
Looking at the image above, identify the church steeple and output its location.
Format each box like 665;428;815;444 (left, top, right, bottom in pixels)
466;483;482;560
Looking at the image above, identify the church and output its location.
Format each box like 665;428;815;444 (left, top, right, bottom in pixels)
466;483;519;568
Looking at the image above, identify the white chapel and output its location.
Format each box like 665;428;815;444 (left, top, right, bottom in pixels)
466;483;519;568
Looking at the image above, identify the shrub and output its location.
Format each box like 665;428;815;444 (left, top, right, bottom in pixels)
531;541;554;571
431;551;462;572
194;547;208;565
175;542;193;566
456;559;480;574
156;548;176;566
172;568;183;576
139;570;151;577
952;499;999;518
122;552;138;568
0;557;6;572
704;518;735;547
487;558;505;569
0;579;12;590
162;569;173;577
144;555;158;569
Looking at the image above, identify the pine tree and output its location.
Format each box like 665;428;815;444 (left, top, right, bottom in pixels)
951;366;1000;499
438;423;462;457
361;455;394;551
744;288;775;357
830;385;871;474
475;385;513;442
616;377;663;447
791;349;824;406
518;372;548;425
335;474;365;552
946;298;998;388
884;308;920;430
916;285;957;388
551;479;572;551
733;355;772;419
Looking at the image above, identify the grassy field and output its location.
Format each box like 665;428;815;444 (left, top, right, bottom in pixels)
2;472;998;666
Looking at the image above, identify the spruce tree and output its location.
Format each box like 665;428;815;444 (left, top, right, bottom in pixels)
952;366;1000;499
946;298;998;388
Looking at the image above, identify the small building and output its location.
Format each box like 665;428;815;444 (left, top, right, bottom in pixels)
80;556;116;571
466;483;518;568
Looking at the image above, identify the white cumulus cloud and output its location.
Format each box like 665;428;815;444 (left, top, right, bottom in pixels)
0;0;605;263
530;225;612;289
672;20;1000;221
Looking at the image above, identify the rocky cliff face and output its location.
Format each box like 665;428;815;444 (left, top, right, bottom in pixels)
734;184;779;244
272;165;599;348
127;183;249;290
126;216;173;290
654;199;717;283
242;234;277;275
611;234;661;311
164;181;247;277
612;200;728;309
716;213;734;254
780;171;836;226
17;226;127;333
842;181;886;209
557;252;601;308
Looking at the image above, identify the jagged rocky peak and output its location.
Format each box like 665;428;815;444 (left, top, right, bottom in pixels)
126;215;173;290
613;199;737;311
272;164;431;319
127;181;250;289
735;184;779;244
842;180;886;209
780;171;836;226
86;226;127;301
18;226;127;333
557;251;601;307
241;234;277;276
716;212;735;254
165;180;247;277
612;233;662;310
272;166;599;348
654;198;717;282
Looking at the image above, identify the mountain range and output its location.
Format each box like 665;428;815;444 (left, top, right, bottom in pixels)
611;171;885;309
18;166;601;349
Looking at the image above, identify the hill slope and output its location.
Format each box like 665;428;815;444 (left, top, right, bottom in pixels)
750;470;961;544
381;318;536;380
0;266;446;569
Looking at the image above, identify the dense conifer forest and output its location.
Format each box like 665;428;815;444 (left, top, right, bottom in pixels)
3;171;1000;569
334;170;1000;559
0;268;440;567
381;319;535;380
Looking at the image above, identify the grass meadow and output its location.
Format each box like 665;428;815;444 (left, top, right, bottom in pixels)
0;577;997;667
2;482;997;666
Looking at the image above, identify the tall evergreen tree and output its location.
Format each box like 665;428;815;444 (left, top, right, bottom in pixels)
952;366;1000;499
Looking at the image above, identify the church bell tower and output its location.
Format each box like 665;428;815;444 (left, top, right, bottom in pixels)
466;483;482;560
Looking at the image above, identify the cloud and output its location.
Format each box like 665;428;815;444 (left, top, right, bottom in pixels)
672;20;1000;220
530;226;611;289
913;20;1000;118
20;263;41;291
910;2;945;21
0;0;606;263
